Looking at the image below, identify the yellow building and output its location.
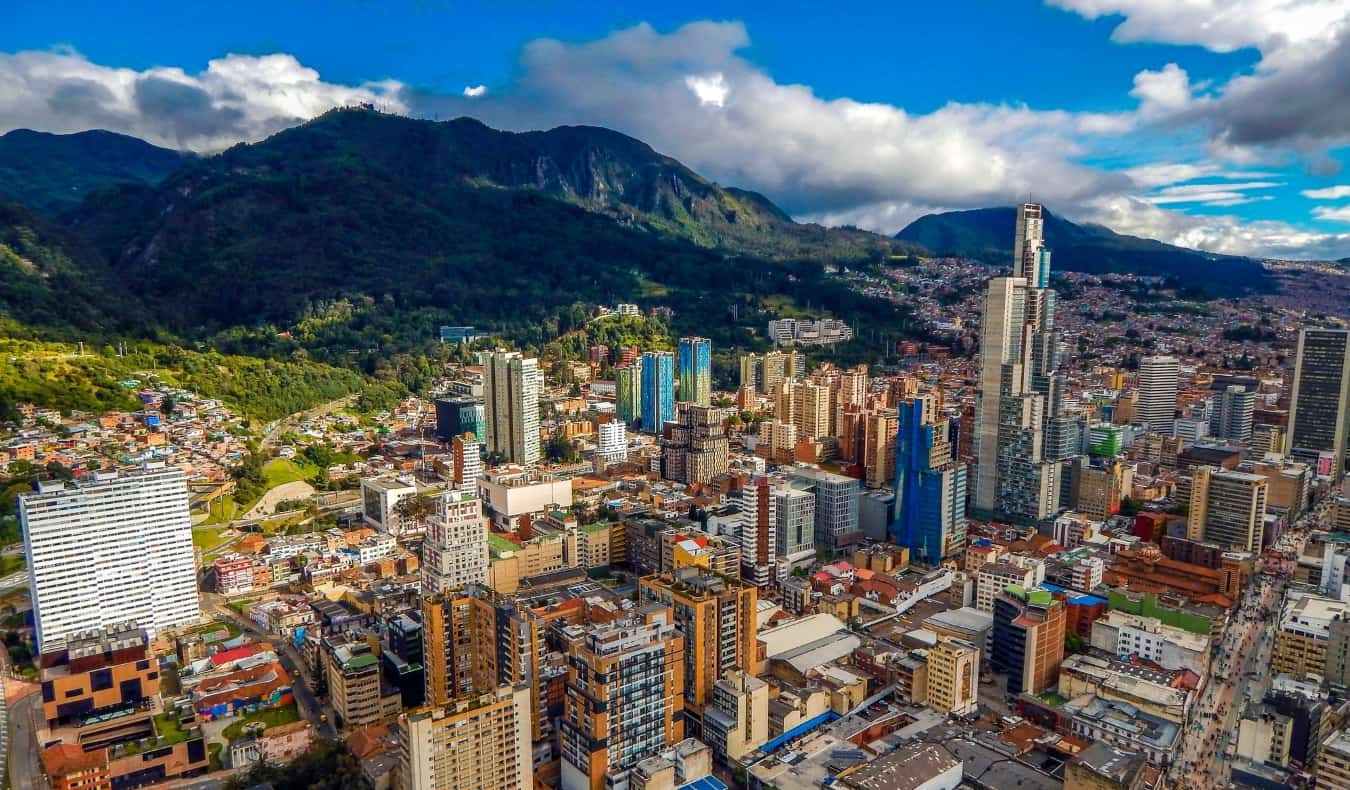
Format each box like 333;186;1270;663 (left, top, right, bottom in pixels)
396;686;533;790
559;607;685;790
703;671;769;762
638;569;758;723
926;638;979;716
1318;730;1350;790
1274;593;1350;679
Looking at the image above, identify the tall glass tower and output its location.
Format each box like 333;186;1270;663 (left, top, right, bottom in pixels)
641;351;675;433
892;395;968;564
677;337;712;406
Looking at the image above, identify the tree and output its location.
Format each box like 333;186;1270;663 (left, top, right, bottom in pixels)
1118;497;1142;517
160;395;176;416
394;493;437;526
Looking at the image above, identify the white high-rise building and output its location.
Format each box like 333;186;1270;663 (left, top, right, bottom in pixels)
594;420;628;469
972;204;1061;522
1136;356;1180;435
421;490;489;595
774;486;816;562
1209;385;1255;443
482;350;543;466
20;465;201;653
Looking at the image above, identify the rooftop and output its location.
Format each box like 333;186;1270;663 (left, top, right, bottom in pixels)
837;742;958;790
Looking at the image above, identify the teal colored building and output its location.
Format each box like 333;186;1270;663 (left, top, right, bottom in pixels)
641;351;675;433
677;337;712;406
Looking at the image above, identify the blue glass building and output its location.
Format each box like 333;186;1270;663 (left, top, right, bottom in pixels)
677;337;712;406
641;351;675;433
891;396;968;565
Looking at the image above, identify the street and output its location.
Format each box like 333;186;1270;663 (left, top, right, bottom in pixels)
1167;495;1325;787
202;595;336;741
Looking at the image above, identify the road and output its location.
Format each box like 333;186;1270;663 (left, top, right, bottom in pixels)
201;595;336;741
1168;496;1325;786
258;395;356;452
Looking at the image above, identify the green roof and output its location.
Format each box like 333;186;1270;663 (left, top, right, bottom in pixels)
343;653;379;670
579;522;609;533
487;533;519;555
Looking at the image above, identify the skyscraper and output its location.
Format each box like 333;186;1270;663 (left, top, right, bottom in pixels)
1209;384;1255;443
638;568;757;731
662;405;729;484
21;465;201;653
1187;466;1268;552
641;350;675;433
1136;356;1180;435
1286;328;1350;474
892;395;968;565
616;363;642;424
973;206;1062;522
677;336;712;406
435;398;484;443
788;466;860;553
421;490;489;595
559;607;685;790
481;351;542;465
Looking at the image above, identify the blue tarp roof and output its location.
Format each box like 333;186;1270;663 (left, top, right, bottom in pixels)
1037;582;1108;607
760;711;840;754
680;778;727;790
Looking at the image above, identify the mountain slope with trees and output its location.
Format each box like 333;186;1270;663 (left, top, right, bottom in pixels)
0;128;188;215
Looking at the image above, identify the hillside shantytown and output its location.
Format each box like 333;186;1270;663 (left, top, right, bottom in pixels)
5;4;1350;790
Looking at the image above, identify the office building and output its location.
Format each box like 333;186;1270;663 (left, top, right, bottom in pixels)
927;638;979;716
421;490;489;595
1319;730;1350;790
1187;467;1268;552
595;420;629;469
991;586;1065;695
362;476;422;536
397;686;533;790
421;591;498;707
325;638;403;727
1287;328;1350;475
559;607;685;790
450;434;483;493
639;569;757;729
864;409;899;488
738;353;760;393
617;364;642;424
976;559;1046;612
641;351;676;433
1070;457;1130;522
775;485;816;564
735;478;777;586
21;465;201;653
435;398;483;443
703;671;769;762
973;207;1061;522
789;466;861;553
1275;592;1350;678
1210;385;1256;443
1136;356;1180;435
790;380;832;439
892;394;968;564
662;406;729;484
482;351;543;465
677;337;712;406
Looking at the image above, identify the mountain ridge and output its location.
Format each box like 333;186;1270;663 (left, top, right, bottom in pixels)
0;128;189;215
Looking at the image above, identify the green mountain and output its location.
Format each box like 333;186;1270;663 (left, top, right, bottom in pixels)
0;128;188;215
67;109;917;351
896;206;1272;295
0;200;144;336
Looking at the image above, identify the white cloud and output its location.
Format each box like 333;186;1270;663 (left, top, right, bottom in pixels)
462;84;487;98
1303;185;1350;199
1145;180;1282;205
1047;0;1347;53
0;49;408;151
1313;205;1350;223
1087;194;1350;258
684;73;728;107
1130;63;1193;118
413;21;1135;221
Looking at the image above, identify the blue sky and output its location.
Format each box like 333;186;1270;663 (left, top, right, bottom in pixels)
4;0;1350;258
